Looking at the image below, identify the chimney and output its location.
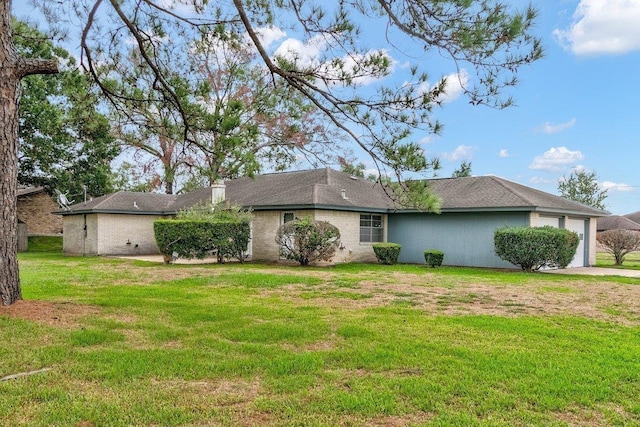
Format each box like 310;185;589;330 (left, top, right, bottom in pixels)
211;180;226;204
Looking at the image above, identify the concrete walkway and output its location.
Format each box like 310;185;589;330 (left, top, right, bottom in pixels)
115;255;219;265
541;267;640;278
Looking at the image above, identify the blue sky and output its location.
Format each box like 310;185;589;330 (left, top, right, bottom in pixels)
12;1;640;214
402;0;640;215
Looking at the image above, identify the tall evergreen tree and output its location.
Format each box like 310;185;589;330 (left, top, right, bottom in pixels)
2;0;543;305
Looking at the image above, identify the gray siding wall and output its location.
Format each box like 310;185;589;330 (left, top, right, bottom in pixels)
388;212;529;268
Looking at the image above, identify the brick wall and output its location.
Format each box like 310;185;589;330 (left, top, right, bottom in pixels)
250;209;381;263
17;191;62;235
314;210;380;263
97;214;162;255
63;213;162;255
250;211;282;261
63;215;85;255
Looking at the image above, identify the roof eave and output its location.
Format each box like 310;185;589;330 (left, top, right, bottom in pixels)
56;209;171;216
244;203;391;213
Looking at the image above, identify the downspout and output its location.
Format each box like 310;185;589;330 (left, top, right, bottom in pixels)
83;214;87;256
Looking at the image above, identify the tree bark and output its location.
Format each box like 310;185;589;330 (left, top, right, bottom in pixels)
0;0;58;306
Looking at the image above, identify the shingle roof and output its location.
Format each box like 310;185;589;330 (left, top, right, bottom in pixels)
61;191;179;214
427;175;608;216
58;168;609;217
225;168;394;211
624;211;640;224
597;215;640;231
17;186;45;197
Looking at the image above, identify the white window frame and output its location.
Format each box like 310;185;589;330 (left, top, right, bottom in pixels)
360;213;383;243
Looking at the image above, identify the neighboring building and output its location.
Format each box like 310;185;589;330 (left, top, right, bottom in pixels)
624;211;640;226
57;168;609;268
17;186;62;235
596;215;640;232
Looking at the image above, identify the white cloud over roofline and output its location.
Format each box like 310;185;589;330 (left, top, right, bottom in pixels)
442;145;475;161
529;146;584;172
553;0;640;56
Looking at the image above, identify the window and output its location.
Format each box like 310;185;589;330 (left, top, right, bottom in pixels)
283;212;295;223
360;214;383;243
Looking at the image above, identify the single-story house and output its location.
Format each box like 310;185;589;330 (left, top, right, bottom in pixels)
17;185;63;235
596;215;640;232
624;211;640;225
57;168;609;268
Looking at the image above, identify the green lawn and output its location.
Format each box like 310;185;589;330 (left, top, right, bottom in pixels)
597;251;640;270
2;254;640;426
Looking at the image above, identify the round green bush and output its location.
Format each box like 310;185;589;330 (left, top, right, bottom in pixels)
372;242;402;265
424;249;444;267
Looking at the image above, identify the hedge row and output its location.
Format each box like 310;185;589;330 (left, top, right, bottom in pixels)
154;220;250;263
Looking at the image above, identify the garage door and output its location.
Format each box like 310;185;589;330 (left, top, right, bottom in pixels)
537;216;560;227
565;218;586;268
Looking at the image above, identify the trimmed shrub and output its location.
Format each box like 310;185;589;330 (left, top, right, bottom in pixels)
424;249;444;267
372;242;402;265
557;228;580;268
154;220;250;263
494;226;579;272
275;217;340;266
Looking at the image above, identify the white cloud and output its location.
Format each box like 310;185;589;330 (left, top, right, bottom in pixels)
442;145;475;161
254;26;287;49
601;181;634;192
419;135;438;145
538;118;577;134
529;146;584;172
530;176;555;185
329;49;397;86
499;149;510;158
273;35;327;69
437;70;469;103
273;38;394;86
415;69;469;104
553;0;640;56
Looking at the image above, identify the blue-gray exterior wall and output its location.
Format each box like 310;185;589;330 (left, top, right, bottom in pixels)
387;211;530;268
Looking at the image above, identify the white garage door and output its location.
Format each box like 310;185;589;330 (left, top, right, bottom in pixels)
537;216;560;227
565;218;586;268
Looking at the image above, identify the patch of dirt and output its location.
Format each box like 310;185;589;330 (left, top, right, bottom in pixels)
261;274;640;325
0;300;100;328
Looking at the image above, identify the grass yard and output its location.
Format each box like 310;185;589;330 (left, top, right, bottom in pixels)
2;254;640;426
597;251;640;270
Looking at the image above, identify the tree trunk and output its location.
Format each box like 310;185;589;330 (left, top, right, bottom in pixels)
0;0;58;305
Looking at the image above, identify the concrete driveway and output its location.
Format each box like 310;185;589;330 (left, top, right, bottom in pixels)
542;267;640;278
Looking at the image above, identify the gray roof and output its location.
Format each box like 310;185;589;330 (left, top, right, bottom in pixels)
57;168;609;217
597;215;640;231
59;191;181;215
624;211;640;224
427;175;608;216
17;186;45;197
226;168;394;212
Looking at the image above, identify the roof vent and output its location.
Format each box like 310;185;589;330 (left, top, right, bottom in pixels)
349;175;358;180
341;189;347;199
133;201;139;209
